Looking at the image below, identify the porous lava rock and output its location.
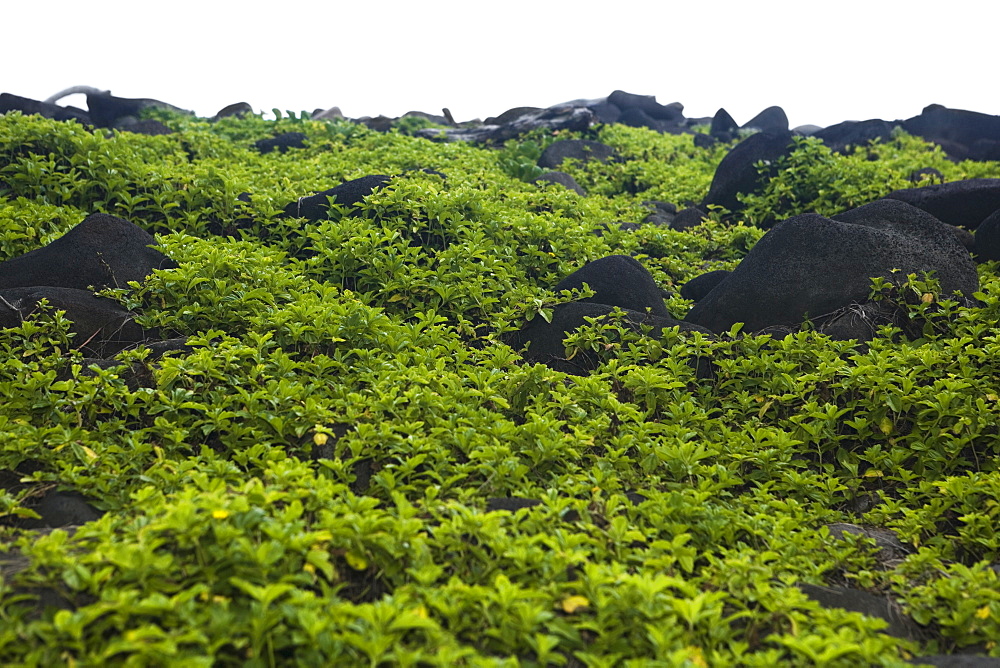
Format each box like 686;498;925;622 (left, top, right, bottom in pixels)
114;118;175;136
684;200;978;335
831;197;977;251
0;286;150;357
19;490;103;529
710;108;739;140
607;90;683;123
642;200;676;226
484;106;543;125
255;132;307;154
281;174;392;220
886;178;1000;229
701;131;794;213
0;93;91;124
902;104;1000;160
0;213;177;292
551;255;670;318
533;171;586;196
416;105;595;143
507;256;711;374
814;119;898;154
506;302;710;375
797;584;921;641
212;102;254;120
671;206;708;231
537;139;617;170
973;209;1000;262
740;106;789;134
680;270;731;302
85;92;191;128
825;523;910;564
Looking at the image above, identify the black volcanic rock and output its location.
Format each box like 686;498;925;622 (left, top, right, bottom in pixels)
608;90;684;122
255;132;307;154
797;584;921;641
587;99;622;124
702;131;794;213
281;175;392;220
833;198;976;251
484;107;542;125
684;201;978;334
973;209;1000;262
885;179;1000;229
0;286;151;357
19;490;103;529
710;108;739;139
86;92;191;128
416;105;595;143
0;93;91;124
618;107;662;131
505;254;713;374
680;270;731;302
115;118;175;136
741;106;789;134
0;213;177;292
507;302;710;375
671;207;708;231
538;139;617;170
212;102;254;120
553;255;670;318
533;171;586;196
903;104;1000;159
814;119;899;154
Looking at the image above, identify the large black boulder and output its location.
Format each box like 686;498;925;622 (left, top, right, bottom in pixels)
0;213;177;292
671;206;708;231
741;106;789;134
552;255;670;318
533;172;586;196
0;286;151;356
886;179;1000;229
902;104;1000;160
586;99;622;124
281;174;392;220
814;119;899;154
702;131;794;213
483;107;543;125
506;256;713;374
19;490;103;529
833;198;975;251
684;200;978;334
0;93;91;124
255;132;307;154
607;90;684;122
680;270;731;302
797;584;921;641
710;108;739;139
973;209;1000;262
85;92;191;128
506;302;710;375
538;139;617;170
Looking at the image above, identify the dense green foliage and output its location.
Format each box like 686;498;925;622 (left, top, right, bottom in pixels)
2;109;1000;666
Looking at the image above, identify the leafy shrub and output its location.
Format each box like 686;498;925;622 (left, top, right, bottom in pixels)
3;108;1000;665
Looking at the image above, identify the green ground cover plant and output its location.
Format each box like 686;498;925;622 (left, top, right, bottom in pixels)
2;108;1000;665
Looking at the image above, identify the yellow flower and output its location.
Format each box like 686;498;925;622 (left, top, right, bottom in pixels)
561;595;590;614
976;605;991;619
212;510;230;520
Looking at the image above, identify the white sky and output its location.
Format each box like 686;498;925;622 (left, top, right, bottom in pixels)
6;1;996;130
